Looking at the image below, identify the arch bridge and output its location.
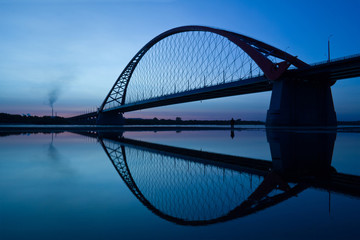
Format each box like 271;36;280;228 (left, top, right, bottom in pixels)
69;26;360;126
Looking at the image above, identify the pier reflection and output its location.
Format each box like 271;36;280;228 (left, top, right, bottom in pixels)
91;129;360;226
267;129;337;178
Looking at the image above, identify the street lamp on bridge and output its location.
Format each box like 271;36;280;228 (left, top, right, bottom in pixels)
328;34;333;62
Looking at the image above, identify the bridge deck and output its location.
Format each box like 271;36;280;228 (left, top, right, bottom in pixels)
103;55;360;114
286;54;360;81
68;55;360;120
104;76;271;113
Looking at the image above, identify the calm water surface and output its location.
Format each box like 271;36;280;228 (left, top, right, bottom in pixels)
0;128;359;240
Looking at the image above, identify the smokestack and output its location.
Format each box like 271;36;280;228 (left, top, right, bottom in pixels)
48;88;59;118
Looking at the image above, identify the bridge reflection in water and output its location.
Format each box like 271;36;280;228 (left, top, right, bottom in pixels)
83;130;360;226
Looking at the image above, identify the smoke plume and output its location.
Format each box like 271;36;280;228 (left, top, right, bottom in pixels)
48;88;61;108
46;72;75;115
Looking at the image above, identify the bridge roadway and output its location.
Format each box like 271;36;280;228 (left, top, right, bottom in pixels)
69;54;360;121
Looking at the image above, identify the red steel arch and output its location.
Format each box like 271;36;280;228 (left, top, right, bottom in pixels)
100;25;308;112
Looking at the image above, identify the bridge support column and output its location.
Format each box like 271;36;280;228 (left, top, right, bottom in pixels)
96;111;124;125
266;79;337;127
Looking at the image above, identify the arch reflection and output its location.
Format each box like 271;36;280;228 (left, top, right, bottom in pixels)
97;131;327;226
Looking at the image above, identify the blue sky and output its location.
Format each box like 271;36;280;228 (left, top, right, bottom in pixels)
0;0;359;120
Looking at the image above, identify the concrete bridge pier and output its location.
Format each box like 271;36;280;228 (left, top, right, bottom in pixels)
96;111;124;125
266;78;337;127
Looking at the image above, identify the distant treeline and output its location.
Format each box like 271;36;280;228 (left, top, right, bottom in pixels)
338;121;360;125
0;113;69;124
2;112;359;126
124;117;264;125
0;131;65;137
0;113;264;125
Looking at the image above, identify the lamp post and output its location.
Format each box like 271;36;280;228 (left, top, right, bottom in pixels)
328;34;333;62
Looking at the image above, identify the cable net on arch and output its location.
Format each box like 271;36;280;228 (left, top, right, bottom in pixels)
102;138;266;223
125;31;265;104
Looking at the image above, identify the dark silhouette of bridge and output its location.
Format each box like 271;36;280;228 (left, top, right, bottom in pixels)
78;130;360;226
68;26;360;126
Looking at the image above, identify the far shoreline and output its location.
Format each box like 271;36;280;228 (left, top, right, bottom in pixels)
1;113;360;130
1;124;360;133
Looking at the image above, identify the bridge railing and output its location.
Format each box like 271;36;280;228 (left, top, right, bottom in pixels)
309;53;360;67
